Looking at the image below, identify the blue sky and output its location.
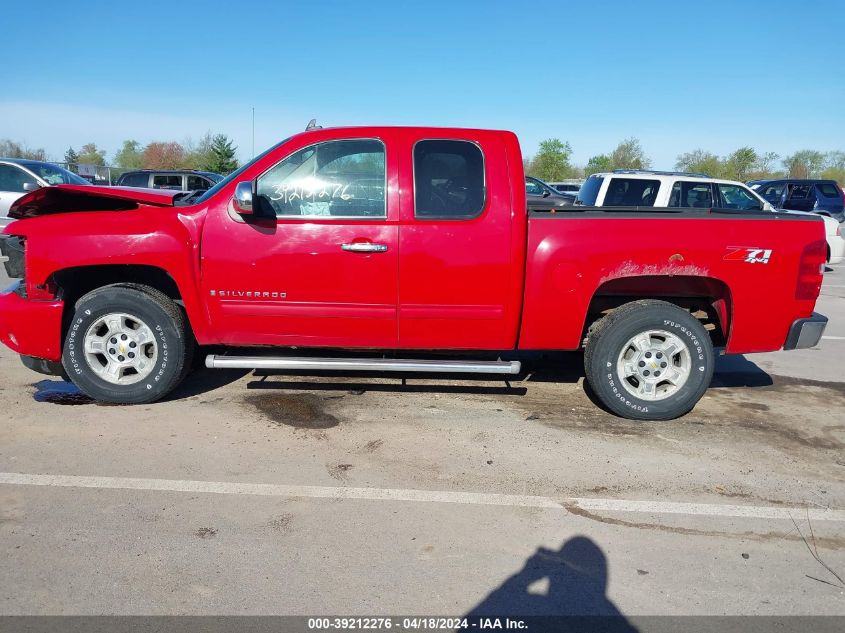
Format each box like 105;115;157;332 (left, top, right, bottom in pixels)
2;0;843;169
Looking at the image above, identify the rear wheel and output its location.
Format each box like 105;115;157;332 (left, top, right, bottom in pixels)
584;300;713;420
62;284;193;404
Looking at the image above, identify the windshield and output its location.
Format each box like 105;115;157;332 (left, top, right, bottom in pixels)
21;161;89;185
193;138;291;205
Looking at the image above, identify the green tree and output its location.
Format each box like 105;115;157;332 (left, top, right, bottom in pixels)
207;134;239;174
821;151;845;184
183;132;214;170
0;139;46;160
752;151;780;174
783;150;825;178
723;147;757;181
610;137;651;170
77;142;106;166
114;140;144;169
526;138;574;181
64;147;79;173
584;154;612;176
675;149;722;177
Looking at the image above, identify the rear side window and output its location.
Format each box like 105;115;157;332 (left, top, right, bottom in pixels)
414;140;485;219
119;172;150;187
816;183;841;198
668;181;714;208
153;174;183;190
787;184;811;200
576;175;604;205
604;178;660;206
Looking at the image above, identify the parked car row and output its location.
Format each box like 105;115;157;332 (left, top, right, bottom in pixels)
748;179;844;223
572;169;844;264
0;160;225;226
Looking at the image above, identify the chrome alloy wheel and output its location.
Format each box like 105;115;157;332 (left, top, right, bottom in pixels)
616;329;691;401
82;312;158;385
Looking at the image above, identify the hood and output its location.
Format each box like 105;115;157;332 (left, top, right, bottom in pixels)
8;185;183;220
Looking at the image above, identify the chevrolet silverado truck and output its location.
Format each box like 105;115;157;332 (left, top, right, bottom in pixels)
0;126;830;420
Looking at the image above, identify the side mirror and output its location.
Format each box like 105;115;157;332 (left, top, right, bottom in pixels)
22;182;40;192
233;181;254;215
542;190;551;198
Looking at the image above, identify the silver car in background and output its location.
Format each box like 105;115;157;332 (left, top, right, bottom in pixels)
0;158;90;227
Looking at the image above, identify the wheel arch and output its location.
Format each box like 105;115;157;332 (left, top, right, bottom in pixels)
50;264;208;345
583;275;733;348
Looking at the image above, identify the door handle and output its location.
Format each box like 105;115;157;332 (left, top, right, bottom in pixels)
341;242;388;253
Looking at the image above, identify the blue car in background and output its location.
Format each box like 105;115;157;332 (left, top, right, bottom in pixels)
748;179;845;223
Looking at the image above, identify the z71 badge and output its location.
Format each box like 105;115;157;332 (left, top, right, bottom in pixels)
723;247;772;264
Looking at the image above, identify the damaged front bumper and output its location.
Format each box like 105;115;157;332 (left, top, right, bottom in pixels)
0;280;64;361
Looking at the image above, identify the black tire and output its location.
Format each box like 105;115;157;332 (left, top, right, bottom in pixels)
62;284;194;404
584;300;713;421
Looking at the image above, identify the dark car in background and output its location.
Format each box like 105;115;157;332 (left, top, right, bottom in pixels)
525;176;575;211
115;170;224;192
748;179;844;223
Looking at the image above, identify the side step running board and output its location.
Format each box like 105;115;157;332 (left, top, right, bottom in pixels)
205;355;521;375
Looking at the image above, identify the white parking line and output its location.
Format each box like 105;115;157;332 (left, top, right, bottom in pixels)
1;472;843;522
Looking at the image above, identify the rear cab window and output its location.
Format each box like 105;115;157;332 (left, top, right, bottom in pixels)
576;175;604;205
413;139;485;219
603;178;660;206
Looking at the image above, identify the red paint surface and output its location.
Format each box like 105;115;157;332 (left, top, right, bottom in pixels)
0;127;826;362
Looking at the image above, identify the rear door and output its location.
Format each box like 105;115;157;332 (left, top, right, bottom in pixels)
397;132;520;349
782;183;814;211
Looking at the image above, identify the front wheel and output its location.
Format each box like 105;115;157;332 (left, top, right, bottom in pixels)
584;300;714;420
62;284;194;404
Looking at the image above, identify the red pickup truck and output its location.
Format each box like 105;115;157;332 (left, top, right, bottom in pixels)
0;126;829;420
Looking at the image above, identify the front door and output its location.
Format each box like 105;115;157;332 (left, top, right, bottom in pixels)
201;137;399;348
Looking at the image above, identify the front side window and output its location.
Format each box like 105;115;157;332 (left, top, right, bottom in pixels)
187;175;212;190
717;184;762;210
257;139;385;218
604;178;660;206
525;179;544;195
414;140;485;219
20;161;88;185
760;183;785;202
0;164;37;193
153;174;183;190
668;181;714;208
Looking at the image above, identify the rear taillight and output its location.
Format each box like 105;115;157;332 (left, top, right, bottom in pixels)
796;239;826;300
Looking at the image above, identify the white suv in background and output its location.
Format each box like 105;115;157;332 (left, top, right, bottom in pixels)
577;170;844;264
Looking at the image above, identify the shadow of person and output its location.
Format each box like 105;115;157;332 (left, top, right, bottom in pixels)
465;536;638;632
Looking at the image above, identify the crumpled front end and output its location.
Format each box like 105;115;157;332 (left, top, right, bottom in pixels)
0;236;64;362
